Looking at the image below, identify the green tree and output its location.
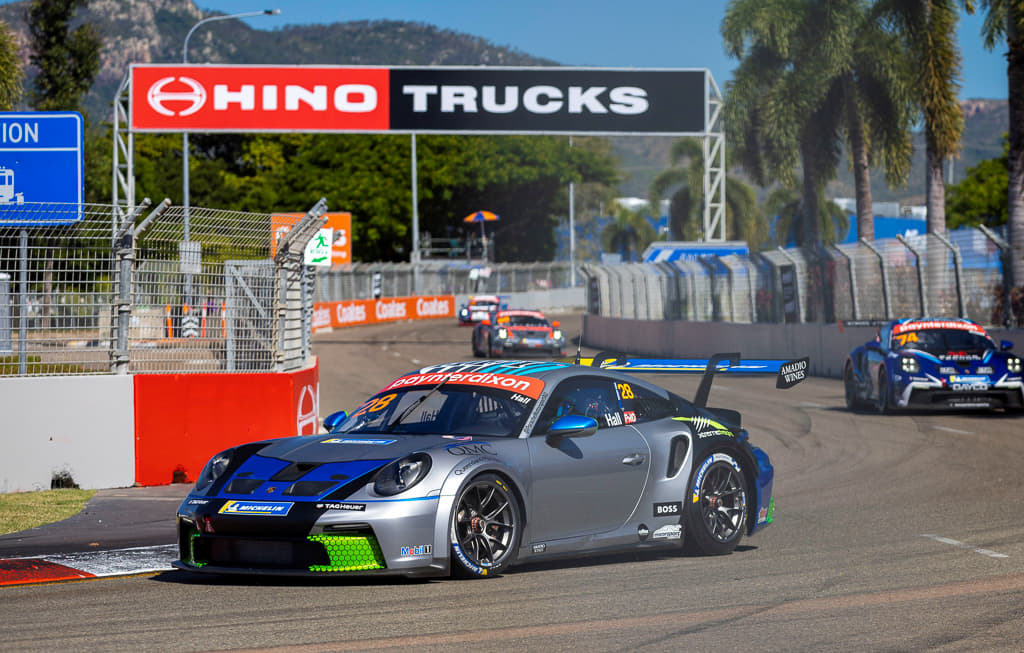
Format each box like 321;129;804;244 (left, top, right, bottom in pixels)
26;0;101;115
648;137;770;250
0;20;23;109
966;0;1024;289
723;0;913;247
946;134;1009;228
600;202;658;262
159;132;618;262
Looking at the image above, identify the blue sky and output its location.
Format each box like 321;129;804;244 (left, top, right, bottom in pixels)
191;0;1008;100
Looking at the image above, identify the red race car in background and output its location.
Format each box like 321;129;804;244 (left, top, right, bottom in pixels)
472;309;567;358
457;295;505;325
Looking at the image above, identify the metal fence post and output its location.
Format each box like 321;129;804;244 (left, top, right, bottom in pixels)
831;245;859;321
859;238;892;320
979;225;1013;326
111;199;160;374
897;234;927;317
932;231;966;318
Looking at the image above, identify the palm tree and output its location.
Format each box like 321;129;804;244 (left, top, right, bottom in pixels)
722;0;913;247
0;20;23;110
879;0;967;237
968;0;1024;290
763;188;851;247
648;138;770;250
601;202;658;263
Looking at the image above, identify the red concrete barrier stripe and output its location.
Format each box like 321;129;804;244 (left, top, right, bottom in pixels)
0;558;96;586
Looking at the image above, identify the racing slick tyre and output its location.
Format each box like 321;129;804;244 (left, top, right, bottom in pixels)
450;474;521;578
683;451;747;556
844;364;864;411
487;338;501;359
876;373;892;415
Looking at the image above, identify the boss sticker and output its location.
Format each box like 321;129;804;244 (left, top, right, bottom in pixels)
653;501;682;517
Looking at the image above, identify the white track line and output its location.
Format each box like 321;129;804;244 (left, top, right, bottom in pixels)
921;534;1008;559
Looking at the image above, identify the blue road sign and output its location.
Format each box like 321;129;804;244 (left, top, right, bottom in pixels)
0;111;84;225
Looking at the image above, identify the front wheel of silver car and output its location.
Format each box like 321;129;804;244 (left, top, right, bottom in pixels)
683;452;747;556
450;474;520;578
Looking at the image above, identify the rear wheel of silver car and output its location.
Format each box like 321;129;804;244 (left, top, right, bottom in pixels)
683;452;747;556
450;474;520;578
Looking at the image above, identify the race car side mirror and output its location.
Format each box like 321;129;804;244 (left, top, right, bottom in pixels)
552;320;561;328
322;410;349;432
865;341;881;352
1001;340;1014;351
481;318;491;326
545;414;598;446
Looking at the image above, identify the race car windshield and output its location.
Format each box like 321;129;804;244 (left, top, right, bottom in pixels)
892;329;995;353
503;315;549;327
335;385;534;437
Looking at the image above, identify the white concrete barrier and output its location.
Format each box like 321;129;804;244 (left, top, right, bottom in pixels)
0;375;135;492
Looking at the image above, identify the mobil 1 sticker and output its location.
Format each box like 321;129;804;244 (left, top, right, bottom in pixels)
653;501;682;517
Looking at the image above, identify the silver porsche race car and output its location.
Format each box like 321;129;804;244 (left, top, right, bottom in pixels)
174;354;804;579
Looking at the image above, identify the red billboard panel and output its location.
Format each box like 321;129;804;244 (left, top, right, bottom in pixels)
131;65;390;132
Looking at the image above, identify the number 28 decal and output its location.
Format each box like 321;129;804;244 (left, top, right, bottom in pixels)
616;383;635;399
350;393;397;418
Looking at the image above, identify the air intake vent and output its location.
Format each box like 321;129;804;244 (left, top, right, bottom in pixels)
224;478;263;495
271;462;319;482
284;481;338;497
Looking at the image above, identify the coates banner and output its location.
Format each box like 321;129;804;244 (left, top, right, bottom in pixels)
313;295;455;331
130;65;707;135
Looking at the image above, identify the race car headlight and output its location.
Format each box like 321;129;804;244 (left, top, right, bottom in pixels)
497;327;509;339
552;329;563;341
374;453;432;496
194;448;234;494
1008;357;1022;374
900;357;919;373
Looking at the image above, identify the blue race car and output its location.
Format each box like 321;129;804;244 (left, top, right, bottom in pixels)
843;317;1024;413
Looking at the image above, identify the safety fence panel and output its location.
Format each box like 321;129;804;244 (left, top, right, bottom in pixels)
315;261;577;301
581;227;1016;328
0;204;118;376
1;200;325;377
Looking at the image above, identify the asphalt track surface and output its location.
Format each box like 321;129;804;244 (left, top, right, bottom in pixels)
3;313;1024;651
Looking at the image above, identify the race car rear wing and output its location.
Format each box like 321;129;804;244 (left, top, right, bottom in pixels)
580;351;809;408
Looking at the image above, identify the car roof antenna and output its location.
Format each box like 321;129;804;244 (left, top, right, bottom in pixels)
573;323;584;366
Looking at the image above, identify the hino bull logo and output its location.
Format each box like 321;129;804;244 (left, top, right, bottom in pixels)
147;77;207;117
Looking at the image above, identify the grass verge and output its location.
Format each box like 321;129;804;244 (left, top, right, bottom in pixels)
0;489;96;536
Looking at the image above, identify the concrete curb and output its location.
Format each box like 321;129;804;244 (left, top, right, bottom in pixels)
0;544;177;587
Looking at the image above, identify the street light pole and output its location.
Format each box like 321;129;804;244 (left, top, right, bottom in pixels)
182;8;280;239
180;8;279;321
